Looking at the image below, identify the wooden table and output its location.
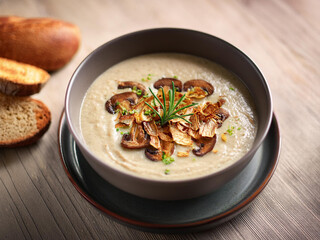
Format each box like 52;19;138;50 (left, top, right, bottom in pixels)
1;0;319;239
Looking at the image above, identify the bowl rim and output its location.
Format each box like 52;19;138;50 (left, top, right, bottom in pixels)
65;27;273;184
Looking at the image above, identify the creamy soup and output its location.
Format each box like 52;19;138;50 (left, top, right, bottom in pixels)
80;53;256;180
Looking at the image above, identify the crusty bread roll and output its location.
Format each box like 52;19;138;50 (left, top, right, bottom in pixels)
0;57;50;96
0;93;51;147
0;16;80;71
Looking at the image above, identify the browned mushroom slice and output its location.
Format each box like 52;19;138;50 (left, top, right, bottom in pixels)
192;135;217;156
188;128;201;140
150;135;161;149
145;146;162;161
105;92;139;114
161;140;175;157
153;78;183;92
119;114;135;126
142;121;158;136
183;79;214;96
121;122;149;149
118;81;146;95
157;124;173;142
189;112;199;130
213;108;230;128
145;139;175;161
199;119;217;137
169;123;193;146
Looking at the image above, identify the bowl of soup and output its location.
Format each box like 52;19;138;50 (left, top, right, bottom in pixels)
65;28;273;200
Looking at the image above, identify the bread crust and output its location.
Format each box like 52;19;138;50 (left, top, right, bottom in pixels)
0;57;50;96
0;96;51;147
0;16;81;71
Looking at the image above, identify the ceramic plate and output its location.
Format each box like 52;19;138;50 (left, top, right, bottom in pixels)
58;112;280;233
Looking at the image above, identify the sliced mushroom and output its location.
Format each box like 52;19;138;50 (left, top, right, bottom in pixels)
153;78;183;92
186;87;207;99
169;123;193;146
158;125;173;142
183;79;214;96
161;140;175;156
119;114;135;126
142;121;158;136
192;135;217;156
189;112;199;130
213;108;230;128
105;92;139;114
145;146;162;161
188;128;201;140
121;122;149;149
118;81;146;95
145;139;174;161
150;135;161;149
199;119;217;138
202;101;220;116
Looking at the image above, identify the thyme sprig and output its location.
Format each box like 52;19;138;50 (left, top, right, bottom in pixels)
145;81;198;126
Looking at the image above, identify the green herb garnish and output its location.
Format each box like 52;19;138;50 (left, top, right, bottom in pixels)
116;128;120;132
144;110;152;115
173;75;178;79
227;126;235;135
142;93;149;98
237;127;241;130
144;81;197;126
132;86;142;96
115;101;120;106
162;152;175;165
164;169;170;175
230;87;235;91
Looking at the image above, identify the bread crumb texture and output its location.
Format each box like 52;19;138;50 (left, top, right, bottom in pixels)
0;93;51;146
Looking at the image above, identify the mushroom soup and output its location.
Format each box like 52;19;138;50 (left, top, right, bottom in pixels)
80;53;257;180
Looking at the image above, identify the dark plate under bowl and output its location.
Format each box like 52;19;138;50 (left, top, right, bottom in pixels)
58;112;280;233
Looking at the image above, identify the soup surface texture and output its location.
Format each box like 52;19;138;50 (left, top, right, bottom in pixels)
80;53;256;180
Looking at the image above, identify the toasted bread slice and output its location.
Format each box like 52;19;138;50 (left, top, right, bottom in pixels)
0;57;50;96
0;93;51;147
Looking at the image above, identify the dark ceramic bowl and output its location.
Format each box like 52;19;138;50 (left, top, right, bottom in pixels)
65;28;273;200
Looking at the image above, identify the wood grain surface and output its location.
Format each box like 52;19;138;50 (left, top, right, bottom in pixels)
0;0;319;239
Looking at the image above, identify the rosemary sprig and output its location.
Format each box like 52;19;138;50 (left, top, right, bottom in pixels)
145;81;198;126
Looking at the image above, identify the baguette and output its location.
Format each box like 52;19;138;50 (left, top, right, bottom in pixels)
0;57;50;96
0;16;80;71
0;93;51;147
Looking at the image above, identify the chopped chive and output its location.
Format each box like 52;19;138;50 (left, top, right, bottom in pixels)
226;126;234;136
162;152;175;165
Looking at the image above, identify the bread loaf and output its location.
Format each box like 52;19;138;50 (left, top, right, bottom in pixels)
0;16;80;71
0;93;51;147
0;57;50;96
